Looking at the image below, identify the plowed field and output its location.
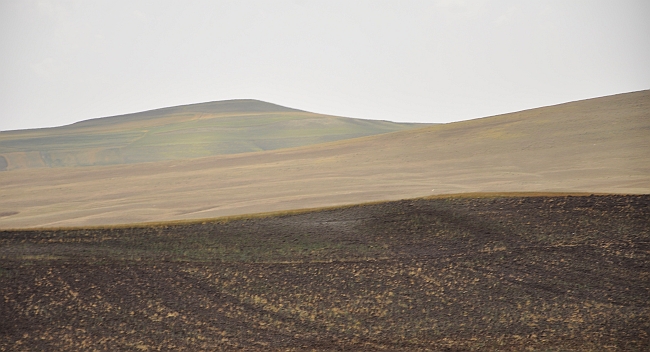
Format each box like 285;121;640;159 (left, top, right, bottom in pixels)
1;195;649;351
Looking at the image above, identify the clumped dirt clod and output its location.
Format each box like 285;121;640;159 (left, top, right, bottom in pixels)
1;195;649;351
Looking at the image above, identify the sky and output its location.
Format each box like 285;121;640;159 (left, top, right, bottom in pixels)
1;1;649;132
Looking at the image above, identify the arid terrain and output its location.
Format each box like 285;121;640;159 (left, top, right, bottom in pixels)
1;91;649;228
1;91;648;350
1;194;649;351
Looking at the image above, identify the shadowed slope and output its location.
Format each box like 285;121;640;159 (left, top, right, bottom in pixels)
1;195;649;350
0;91;648;228
0;99;423;169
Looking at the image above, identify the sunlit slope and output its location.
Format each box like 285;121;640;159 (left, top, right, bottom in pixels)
1;90;648;228
0;99;423;170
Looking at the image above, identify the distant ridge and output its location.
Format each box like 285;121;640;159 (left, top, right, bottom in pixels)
0;99;425;170
68;99;305;128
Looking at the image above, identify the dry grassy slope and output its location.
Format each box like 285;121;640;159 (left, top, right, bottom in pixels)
0;99;422;170
0;91;648;228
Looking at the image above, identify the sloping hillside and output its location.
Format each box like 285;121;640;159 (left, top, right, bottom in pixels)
0;91;648;228
0;100;424;170
2;195;648;350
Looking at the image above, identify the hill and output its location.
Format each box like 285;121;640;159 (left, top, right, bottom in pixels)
0;90;648;228
1;194;648;350
0;99;424;170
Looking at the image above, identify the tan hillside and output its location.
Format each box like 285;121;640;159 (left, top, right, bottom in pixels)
0;90;648;228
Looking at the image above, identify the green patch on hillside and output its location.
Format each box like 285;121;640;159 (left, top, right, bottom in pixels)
0;100;426;169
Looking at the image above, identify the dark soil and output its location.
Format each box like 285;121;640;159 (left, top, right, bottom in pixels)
1;195;649;351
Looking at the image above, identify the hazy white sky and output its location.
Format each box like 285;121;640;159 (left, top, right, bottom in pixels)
1;0;648;131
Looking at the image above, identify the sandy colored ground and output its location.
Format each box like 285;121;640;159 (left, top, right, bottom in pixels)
1;91;648;228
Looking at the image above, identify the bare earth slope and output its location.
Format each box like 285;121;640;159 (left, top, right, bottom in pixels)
0;99;423;169
1;91;649;228
1;195;648;350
